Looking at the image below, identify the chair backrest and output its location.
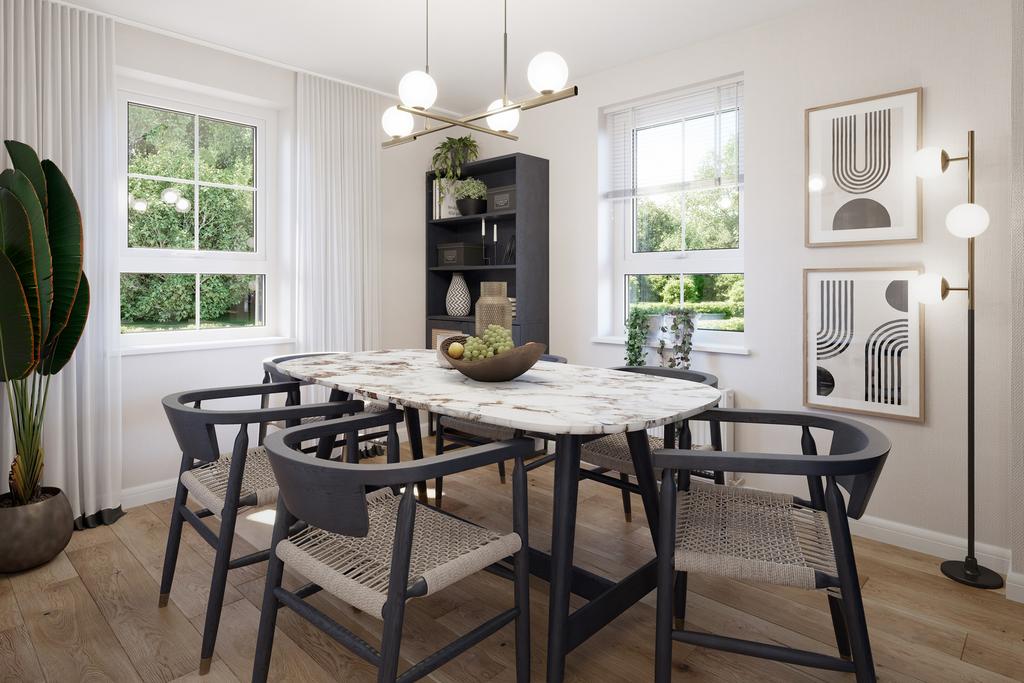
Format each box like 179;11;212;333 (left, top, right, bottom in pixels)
612;365;718;388
163;382;363;463
264;414;532;537
540;354;568;363
263;352;336;384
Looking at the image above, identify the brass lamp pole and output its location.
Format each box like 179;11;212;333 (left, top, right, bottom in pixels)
912;131;1002;589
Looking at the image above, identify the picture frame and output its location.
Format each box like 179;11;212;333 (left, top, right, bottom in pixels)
805;87;922;247
803;266;924;421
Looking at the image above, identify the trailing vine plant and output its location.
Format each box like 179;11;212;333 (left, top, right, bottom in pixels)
431;135;479;205
624;307;650;366
657;309;695;370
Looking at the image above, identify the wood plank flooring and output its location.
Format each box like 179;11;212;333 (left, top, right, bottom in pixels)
2;438;1023;681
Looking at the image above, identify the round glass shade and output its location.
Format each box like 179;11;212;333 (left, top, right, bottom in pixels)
945;202;989;238
486;99;520;133
131;199;148;213
527;52;569;94
910;273;945;305
398;70;437;110
175;197;191;213
913;147;947;178
381;106;415;138
160;187;181;204
807;174;825;192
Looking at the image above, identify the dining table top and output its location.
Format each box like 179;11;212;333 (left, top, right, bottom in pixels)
277;349;721;436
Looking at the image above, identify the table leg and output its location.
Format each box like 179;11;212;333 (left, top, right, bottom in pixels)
625;430;659;543
547;434;582;683
403;407;429;504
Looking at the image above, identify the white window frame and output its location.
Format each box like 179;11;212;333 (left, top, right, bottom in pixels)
118;79;280;349
600;77;745;350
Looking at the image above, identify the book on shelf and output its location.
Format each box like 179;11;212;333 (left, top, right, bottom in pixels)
432;180;459;220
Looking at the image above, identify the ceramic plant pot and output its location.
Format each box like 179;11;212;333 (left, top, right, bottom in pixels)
456;198;487;216
0;486;74;573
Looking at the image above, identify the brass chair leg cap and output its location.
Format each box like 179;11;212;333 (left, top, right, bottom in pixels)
199;657;212;675
158;593;169;607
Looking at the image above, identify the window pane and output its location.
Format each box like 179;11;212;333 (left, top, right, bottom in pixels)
683;187;740;251
635;122;682;189
683;273;744;332
684;114;715;182
199;117;255;186
199;274;265;329
128;103;194;179
626;273;681;317
634;193;682;253
720;109;739;179
120;273;196;333
128;178;194;249
198;187;255;251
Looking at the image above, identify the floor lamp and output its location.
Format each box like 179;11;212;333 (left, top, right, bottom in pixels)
910;131;1003;589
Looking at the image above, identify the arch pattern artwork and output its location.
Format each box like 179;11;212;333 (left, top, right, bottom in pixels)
863;319;909;405
831;109;892;195
816;279;854;360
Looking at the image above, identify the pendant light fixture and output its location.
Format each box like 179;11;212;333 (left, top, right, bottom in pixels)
381;0;578;148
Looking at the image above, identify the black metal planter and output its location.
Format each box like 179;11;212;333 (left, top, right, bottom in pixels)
0;486;74;573
456;197;487;216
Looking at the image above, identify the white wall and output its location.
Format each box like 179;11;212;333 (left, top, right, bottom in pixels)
380;0;1016;560
116;25;296;501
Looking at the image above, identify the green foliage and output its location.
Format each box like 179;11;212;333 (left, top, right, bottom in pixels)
1;140;89;505
657;309;695;370
624;307;649;366
431;135;479;203
453;177;487;200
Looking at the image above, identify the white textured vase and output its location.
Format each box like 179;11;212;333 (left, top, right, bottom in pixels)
446;272;471;316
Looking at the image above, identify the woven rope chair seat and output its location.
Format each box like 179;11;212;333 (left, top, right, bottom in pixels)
180;446;278;517
277;489;521;619
581;432;666;475
439;416;516;442
674;482;838;590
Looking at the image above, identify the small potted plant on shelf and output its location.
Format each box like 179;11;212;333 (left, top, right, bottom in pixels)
432;135;479;208
0;140;90;572
454;177;488;216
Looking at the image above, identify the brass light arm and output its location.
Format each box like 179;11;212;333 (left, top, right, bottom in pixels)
396;106;519;141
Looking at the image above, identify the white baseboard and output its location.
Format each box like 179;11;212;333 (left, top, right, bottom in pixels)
1007;570;1024;603
849;514;1011;575
122;477;179;509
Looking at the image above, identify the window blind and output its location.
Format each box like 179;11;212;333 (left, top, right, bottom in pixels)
605;80;743;200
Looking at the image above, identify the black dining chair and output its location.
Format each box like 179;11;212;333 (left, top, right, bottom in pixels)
260;352;399;459
578;366;720;522
160;381;395;673
653;408;890;683
432;353;567;506
254;412;535;682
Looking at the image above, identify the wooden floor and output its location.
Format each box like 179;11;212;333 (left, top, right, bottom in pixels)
2;439;1023;682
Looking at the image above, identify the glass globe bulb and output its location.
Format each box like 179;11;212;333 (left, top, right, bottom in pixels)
486;100;520;133
527;52;569;94
913;147;948;178
175;197;191;213
398;70;437;110
381;106;415;138
160;187;181;204
945;203;989;238
910;273;946;305
807;174;825;192
131;199;148;213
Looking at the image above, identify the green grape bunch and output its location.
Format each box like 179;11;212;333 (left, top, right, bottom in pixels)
461;325;515;361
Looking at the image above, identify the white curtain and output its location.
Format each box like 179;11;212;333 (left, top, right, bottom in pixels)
295;73;384;352
0;0;122;526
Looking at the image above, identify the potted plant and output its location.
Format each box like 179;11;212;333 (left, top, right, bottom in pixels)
624;307;649;367
0;140;89;573
657;309;695;370
454;177;488;216
431;135;479;206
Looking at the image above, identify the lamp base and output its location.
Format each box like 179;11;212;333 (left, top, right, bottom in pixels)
940;558;1003;589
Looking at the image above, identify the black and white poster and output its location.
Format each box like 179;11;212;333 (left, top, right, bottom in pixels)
805;89;921;246
804;268;923;421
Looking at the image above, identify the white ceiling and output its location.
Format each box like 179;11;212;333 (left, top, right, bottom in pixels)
70;0;820;113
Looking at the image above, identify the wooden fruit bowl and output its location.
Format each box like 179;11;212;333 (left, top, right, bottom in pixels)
439;337;547;382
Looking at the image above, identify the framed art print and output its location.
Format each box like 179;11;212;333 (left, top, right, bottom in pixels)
805;88;922;247
804;267;924;421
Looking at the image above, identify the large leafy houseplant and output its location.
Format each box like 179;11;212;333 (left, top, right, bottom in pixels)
0;140;89;506
431;135;479;205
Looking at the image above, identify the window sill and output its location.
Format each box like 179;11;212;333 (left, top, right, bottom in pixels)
590;335;750;356
121;335;295;357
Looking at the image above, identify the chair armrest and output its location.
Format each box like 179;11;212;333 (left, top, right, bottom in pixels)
171;381;302;404
651;448;882;477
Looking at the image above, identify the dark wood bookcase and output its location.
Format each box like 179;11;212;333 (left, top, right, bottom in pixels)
424;153;549;348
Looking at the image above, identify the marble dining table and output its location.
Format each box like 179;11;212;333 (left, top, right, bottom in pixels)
278;349;721;682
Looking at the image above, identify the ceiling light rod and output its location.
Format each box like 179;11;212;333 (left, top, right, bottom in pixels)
381;0;577;146
383;86;577;148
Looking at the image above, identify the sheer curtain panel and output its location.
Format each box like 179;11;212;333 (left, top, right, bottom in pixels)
0;0;122;527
